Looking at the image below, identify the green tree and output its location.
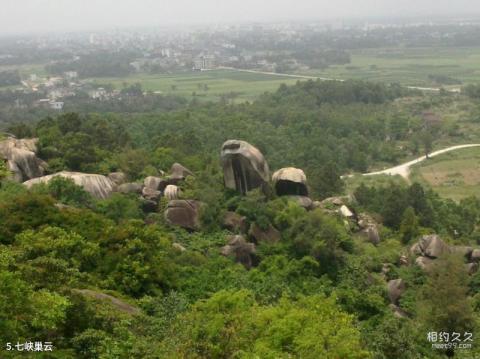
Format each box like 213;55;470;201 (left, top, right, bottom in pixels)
399;206;419;244
417;254;475;357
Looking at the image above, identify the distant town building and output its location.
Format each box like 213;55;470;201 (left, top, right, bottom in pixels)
89;87;107;100
29;74;37;82
193;55;216;71
49;101;64;110
64;71;78;80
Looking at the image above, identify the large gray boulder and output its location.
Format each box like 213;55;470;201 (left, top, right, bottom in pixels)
108;172;127;186
164;185;181;201
165;200;202;231
221;235;256;269
285;195;313;210
387;279;406;305
144;176;163;190
249;223;281;244
116;182;143;194
23;171;115;199
169;163;193;181
221;140;269;194
223;211;248;234
418;234;450;258
0;137;47;182
272;167;308;196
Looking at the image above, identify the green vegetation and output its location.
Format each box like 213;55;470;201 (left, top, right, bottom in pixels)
410;147;480;201
301;47;480;88
90;69;300;102
2;77;480;358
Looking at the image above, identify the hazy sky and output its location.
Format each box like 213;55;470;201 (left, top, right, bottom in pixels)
2;0;480;34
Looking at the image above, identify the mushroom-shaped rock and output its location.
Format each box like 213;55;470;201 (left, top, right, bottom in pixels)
387;279;406;305
221;140;269;194
108;172;127;186
144;176;163;190
221;235;256;269
285;195;313;210
416;256;434;271
0;137;47;182
272;167;308;196
72;289;140;315
165;200;202;231
170;163;193;181
249;223;281;244
223;211;248;234
164;185;181;201
23;171;114;199
419;234;449;259
116;182;143;194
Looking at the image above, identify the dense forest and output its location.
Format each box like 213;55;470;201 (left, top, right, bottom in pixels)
2;79;480;358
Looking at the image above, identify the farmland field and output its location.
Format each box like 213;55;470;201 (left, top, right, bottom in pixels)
89;69;301;102
410;147;480;201
300;47;480;88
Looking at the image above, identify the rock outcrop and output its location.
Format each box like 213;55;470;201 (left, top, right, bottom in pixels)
23;171;115;199
0;137;47;182
221;140;269;194
169;163;193;181
116;182;143;194
272;167;308;196
108;172;127;186
285;195;313;210
164;185;181;201
165;200;202;231
249;223;281;244
221;235;256;269
418;234;450;258
387;279;406;305
144;176;163;190
223;211;248;234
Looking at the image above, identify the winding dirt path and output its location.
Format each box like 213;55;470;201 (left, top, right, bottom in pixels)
362;144;480;179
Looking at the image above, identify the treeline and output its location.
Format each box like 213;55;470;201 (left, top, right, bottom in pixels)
0;70;21;86
46;50;139;78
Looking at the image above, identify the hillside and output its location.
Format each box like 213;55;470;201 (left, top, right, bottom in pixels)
1;80;480;358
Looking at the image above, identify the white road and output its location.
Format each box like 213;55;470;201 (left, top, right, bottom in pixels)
217;67;461;93
362;144;480;179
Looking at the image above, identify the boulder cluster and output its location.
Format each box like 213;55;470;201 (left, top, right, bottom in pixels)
0;137;47;182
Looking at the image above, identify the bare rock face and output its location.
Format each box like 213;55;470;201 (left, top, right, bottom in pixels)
387;279;406;305
221;235;256;269
221;140;269;194
285;195;313;210
165;200;202;231
415;256;435;271
339;205;354;218
272;167;308;196
172;243;186;252
466;263;479;275
389;304;409;319
144;176;163;190
24;171;114;199
418;234;450;259
471;249;480;262
170;163;194;181
142;187;161;201
362;225;381;245
0;137;47;182
116;182;143;194
223;211;248;234
164;185;181;201
451;246;474;260
249;223;281;244
108;172;127;186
